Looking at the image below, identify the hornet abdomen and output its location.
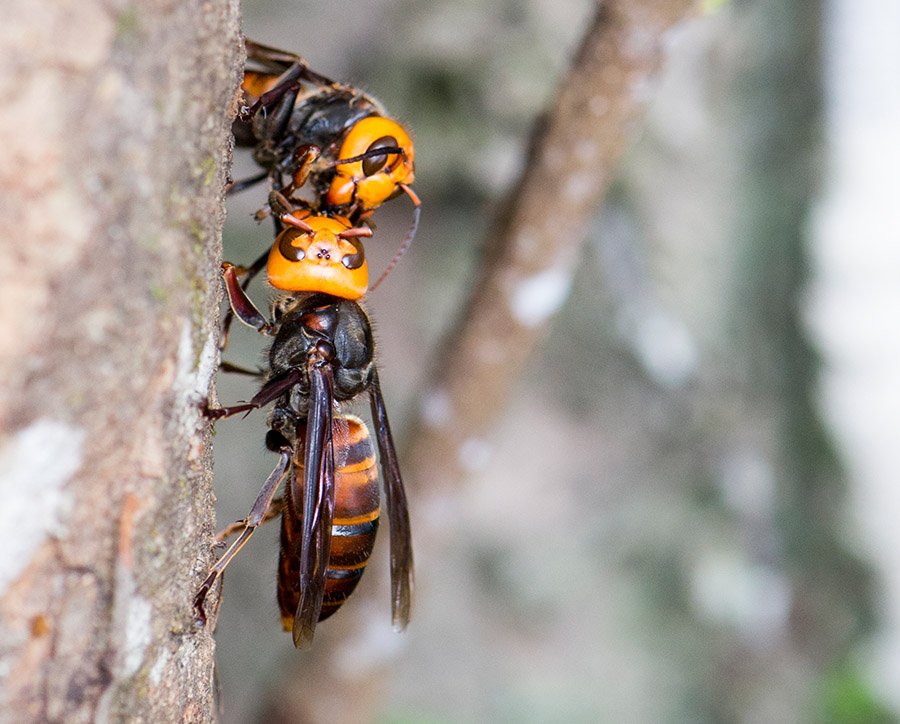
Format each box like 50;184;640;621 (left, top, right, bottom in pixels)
278;414;379;627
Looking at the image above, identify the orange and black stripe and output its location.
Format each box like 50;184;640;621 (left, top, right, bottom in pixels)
278;415;380;628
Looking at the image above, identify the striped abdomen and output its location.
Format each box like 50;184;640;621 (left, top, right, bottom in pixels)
278;415;380;628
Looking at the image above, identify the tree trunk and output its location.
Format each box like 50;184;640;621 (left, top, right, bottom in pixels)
0;1;240;720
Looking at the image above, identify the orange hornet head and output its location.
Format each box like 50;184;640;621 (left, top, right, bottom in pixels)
267;210;370;299
326;116;415;211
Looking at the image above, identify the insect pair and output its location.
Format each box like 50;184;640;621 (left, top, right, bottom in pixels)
221;39;421;324
194;40;416;648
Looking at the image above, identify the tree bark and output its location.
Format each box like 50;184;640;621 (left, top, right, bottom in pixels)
0;1;240;720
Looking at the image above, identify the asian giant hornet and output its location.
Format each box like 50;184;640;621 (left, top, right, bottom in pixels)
265;207;372;299
233;39;419;219
196;213;413;648
222;39;421;349
218;199;395;351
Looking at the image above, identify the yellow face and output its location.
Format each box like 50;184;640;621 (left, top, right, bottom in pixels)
267;211;369;299
326;116;415;210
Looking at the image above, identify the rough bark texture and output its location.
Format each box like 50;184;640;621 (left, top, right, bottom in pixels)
0;1;240;721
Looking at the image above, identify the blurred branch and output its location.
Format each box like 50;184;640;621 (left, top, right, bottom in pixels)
0;2;240;720
408;0;697;497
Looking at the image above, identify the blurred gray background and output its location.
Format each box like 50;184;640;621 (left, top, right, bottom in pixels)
212;0;900;721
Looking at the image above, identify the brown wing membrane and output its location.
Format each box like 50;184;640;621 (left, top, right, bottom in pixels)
244;38;339;88
241;40;342;124
292;359;336;649
368;368;413;630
